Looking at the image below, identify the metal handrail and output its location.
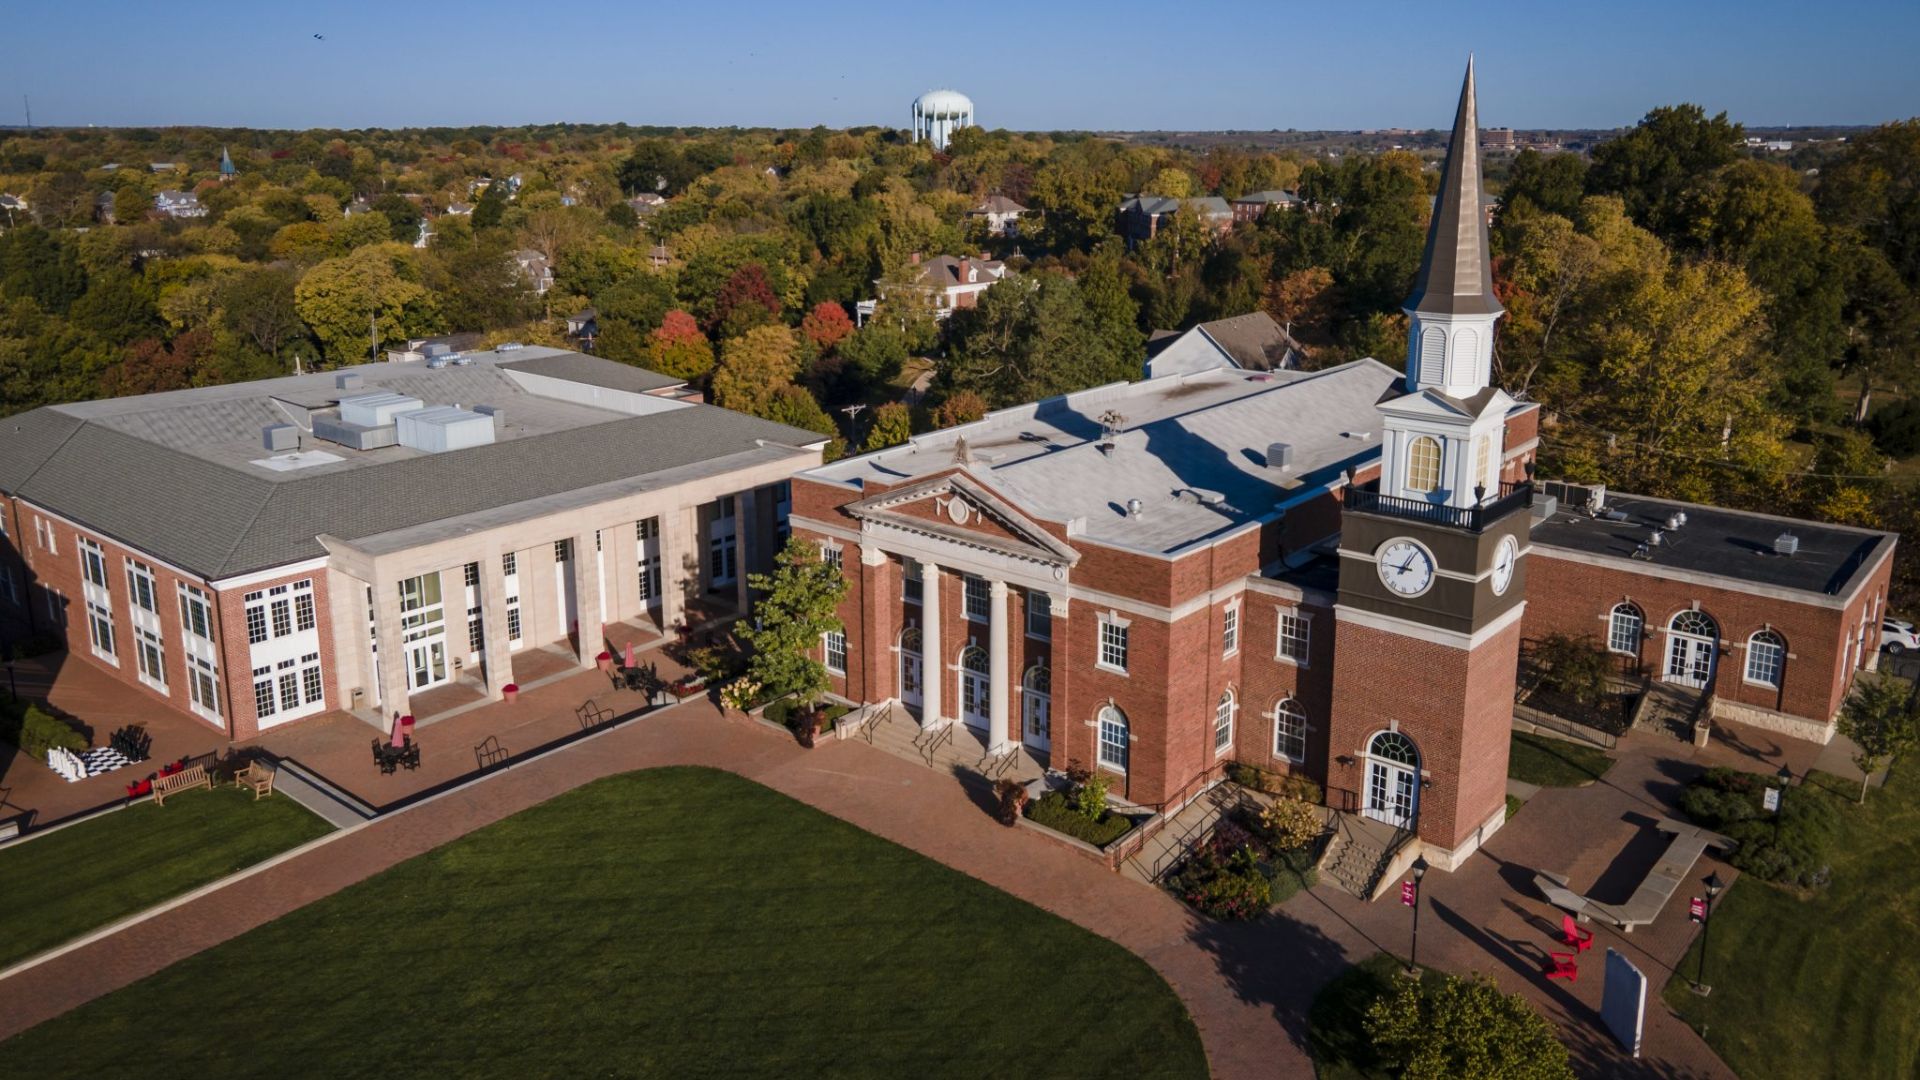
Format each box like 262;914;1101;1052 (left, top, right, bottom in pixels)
1346;481;1532;532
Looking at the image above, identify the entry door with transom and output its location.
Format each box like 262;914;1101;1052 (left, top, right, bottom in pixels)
1365;760;1418;829
899;631;923;711
1665;634;1715;689
1022;688;1050;752
406;638;447;691
960;648;990;729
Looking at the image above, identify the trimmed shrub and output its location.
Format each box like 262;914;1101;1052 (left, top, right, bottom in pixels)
1227;762;1324;803
1027;790;1132;847
1255;796;1323;851
0;700;86;762
1680;767;1835;888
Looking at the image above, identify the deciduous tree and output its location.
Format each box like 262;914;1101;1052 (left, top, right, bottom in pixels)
736;536;850;705
644;310;714;380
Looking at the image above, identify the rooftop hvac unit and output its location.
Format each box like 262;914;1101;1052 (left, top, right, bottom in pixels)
1775;533;1800;556
1266;442;1294;471
396;406;497;453
451;353;474;366
1589;484;1607;512
339;392;424;428
262;423;297;452
335;372;364;391
426;357;449;370
1530;494;1557;520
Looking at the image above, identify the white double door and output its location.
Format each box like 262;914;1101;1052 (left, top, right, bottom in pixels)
899;644;923;710
1364;759;1418;830
1665;633;1716;689
961;664;991;729
1022;691;1050;752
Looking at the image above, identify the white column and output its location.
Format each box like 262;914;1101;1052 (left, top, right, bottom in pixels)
988;578;1011;754
573;531;602;666
920;559;942;727
480;551;513;699
659;505;695;633
372;574;410;728
735;488;756;614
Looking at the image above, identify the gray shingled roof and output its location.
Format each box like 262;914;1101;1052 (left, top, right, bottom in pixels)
1406;58;1503;318
0;371;818;580
497;352;683;394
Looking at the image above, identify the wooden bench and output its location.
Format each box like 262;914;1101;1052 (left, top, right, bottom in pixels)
151;764;213;806
235;760;276;801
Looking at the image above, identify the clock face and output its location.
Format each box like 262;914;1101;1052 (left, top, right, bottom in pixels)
1377;538;1437;597
1490;535;1519;596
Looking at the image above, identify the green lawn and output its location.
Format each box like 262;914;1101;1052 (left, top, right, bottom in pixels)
0;767;1206;1079
0;784;331;969
1507;731;1615;788
1663;767;1920;1079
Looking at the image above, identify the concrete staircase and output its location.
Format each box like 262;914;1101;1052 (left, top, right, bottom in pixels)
1119;783;1264;885
1317;812;1411;900
1634;683;1703;741
860;702;1045;786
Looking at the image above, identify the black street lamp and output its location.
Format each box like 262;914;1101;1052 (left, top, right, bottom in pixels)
1693;872;1725;995
1406;856;1430;976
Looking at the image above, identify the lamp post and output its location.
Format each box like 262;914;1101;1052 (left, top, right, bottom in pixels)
1405;856;1430;976
1693;872;1724;995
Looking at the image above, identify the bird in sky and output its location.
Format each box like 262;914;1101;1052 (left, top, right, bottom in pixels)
313;33;325;40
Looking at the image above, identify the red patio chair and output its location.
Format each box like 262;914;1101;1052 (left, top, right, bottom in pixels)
1545;951;1579;982
1561;913;1594;953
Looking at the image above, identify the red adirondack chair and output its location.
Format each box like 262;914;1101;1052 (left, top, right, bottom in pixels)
1546;951;1579;982
1561;913;1594;953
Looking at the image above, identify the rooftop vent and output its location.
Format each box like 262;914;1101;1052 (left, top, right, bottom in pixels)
1125;498;1144;518
426;357;450;370
1266;442;1294;471
335;372;364;391
1648;529;1664;547
496;341;524;351
452;353;474;366
1775;533;1800;557
1602;509;1631;523
1665;512;1688;530
262;423;297;452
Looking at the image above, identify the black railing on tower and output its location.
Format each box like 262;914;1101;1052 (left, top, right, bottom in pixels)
1345;481;1532;532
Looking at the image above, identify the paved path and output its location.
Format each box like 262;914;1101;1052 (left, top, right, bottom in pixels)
0;699;1745;1079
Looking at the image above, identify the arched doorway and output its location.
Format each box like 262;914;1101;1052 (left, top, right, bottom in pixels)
960;646;990;729
1363;730;1420;830
1022;664;1050;753
898;627;923;712
1665;610;1719;689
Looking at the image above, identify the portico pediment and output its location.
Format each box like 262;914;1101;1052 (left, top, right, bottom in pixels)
1379;385;1513;424
845;471;1080;568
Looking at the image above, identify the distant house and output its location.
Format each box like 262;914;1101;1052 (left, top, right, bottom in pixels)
1230;189;1301;224
344;198;374;217
445;202;474;216
0;193;27;223
93;191;116;224
625;194;666;218
1117;195;1234;246
566;308;599;341
965;194;1028;237
1142;311;1305;380
414;219;434;249
153;190;208;219
148;162;182;174
513;249;553;295
648;243;672;269
857;254;1008;324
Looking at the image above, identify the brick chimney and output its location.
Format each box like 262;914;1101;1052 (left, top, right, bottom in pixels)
909;252;921;265
957;257;972;283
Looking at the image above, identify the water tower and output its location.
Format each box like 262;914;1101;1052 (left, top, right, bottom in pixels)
911;89;975;151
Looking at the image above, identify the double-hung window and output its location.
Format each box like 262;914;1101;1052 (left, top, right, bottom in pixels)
1026;592;1052;639
1222;603;1240;657
903;561;923;604
823;628;847;674
1098;614;1129;674
964;576;990;622
1273;699;1307;762
1277;609;1310;665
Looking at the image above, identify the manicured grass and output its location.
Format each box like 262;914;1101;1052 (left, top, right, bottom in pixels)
0;784;332;969
1507;731;1615;787
1;767;1205;1079
1663;767;1920;1079
1308;952;1444;1079
1506;793;1524;821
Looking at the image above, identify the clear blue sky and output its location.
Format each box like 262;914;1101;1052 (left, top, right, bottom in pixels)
7;0;1918;131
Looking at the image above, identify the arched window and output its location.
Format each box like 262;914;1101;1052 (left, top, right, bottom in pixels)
1670;610;1718;639
1273;698;1307;761
961;645;989;673
1368;729;1419;767
1746;630;1786;688
1406;436;1442;494
1608;603;1644;655
1097;705;1129;772
899;626;922;655
1214;689;1236;755
1023;663;1050;695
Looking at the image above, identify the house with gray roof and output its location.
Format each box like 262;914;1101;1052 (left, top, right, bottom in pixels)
0;347;827;741
1117;194;1234;246
1143;311;1306;379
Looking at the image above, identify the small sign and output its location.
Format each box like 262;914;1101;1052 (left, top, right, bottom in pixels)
1689;896;1706;923
1401;880;1418;907
1763;786;1781;812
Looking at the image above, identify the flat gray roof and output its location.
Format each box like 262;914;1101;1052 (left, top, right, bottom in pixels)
0;349;822;578
1530;492;1893;598
808;360;1400;556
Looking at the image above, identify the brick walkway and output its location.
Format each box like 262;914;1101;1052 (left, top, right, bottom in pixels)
0;683;1753;1079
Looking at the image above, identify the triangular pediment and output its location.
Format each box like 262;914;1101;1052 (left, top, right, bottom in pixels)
1378;385;1513;424
845;471;1080;567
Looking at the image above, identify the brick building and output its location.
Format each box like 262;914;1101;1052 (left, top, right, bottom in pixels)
0;347;825;742
789;59;1895;879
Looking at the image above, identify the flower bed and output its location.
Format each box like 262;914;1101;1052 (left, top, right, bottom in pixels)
763;698;851;732
1166;800;1324;919
1027;789;1133;847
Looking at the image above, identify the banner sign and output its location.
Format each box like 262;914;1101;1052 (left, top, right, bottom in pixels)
1401;880;1417;906
1689;896;1706;922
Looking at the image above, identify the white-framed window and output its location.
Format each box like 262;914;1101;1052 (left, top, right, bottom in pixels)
1406;436;1442;494
1214;689;1236;755
295;589;316;631
1608;602;1643;655
506;600;522;643
187;653;220;718
270;586;293;637
823;628;847;674
179;585;214;641
86;600;115;661
822;543;844;572
467;606;484;653
125;560;158;614
964;576;990;622
245;580;314;644
1273;698;1307;761
1745;630;1785;688
1277;609;1310;665
301;654;323;704
903;561;923;604
1027;591;1052;639
554;538;572;563
1097;705;1129;772
0;563;17;606
1222;602;1240;657
34;515;55;554
636;518;662;603
79;538;109;589
253;665;276;718
135;625;166;691
709;496;737;588
1098;613;1130;673
503;551;517;576
44;586;64;628
464;562;480;589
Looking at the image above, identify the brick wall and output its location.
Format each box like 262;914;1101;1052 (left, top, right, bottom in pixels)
1525;549;1889;729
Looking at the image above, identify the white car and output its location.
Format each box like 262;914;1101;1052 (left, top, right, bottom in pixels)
1883;618;1920;655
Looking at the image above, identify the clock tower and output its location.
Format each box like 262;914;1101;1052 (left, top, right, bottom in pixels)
1327;57;1533;873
